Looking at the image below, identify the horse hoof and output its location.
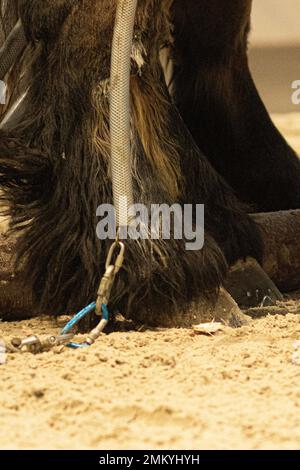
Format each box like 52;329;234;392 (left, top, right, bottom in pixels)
132;288;249;329
225;257;283;309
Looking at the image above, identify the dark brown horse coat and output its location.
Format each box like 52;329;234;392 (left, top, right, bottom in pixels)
0;0;299;324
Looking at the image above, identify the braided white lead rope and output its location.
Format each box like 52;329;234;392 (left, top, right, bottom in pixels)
0;19;26;80
110;0;137;229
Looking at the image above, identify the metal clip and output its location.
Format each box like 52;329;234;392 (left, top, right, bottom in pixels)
105;240;125;273
96;265;115;311
19;335;55;354
86;319;109;345
96;241;125;315
15;334;73;354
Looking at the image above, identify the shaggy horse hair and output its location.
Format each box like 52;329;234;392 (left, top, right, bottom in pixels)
0;0;299;324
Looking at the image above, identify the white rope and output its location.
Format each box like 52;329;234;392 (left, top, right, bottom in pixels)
0;19;26;80
110;0;137;228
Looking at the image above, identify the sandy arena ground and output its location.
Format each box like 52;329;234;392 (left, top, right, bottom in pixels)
0;114;300;450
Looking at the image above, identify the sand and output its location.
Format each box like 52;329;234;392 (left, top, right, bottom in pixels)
0;113;300;450
1;310;300;450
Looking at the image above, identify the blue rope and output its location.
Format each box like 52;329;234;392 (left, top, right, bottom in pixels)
67;342;89;349
61;302;110;349
61;302;96;335
101;303;110;321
